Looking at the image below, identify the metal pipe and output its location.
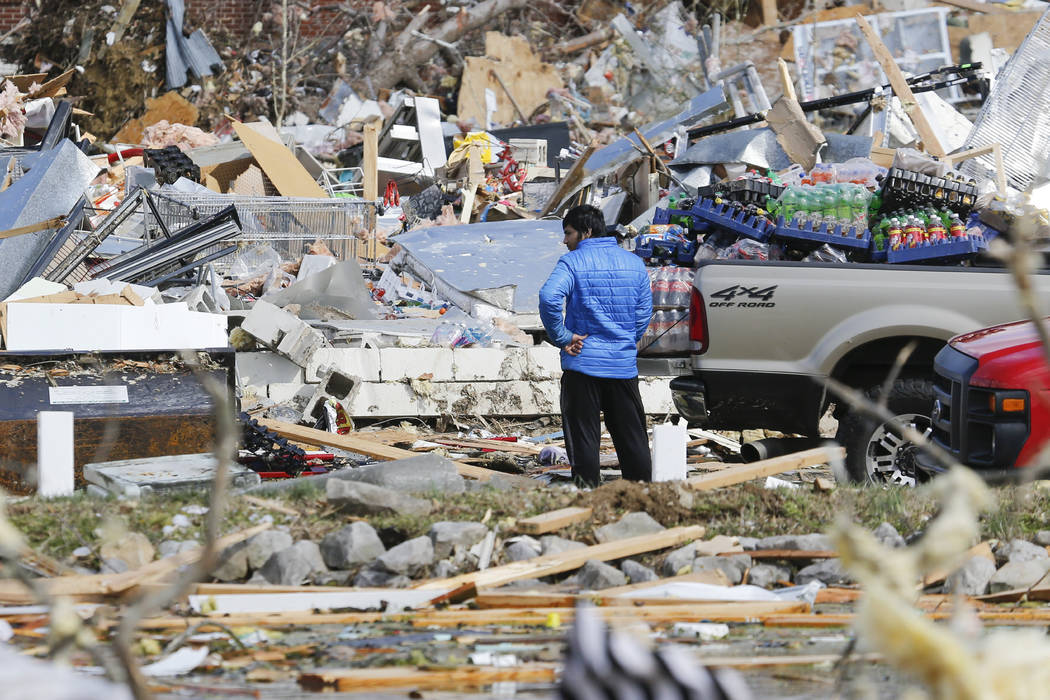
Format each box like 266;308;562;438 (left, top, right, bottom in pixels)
740;437;824;463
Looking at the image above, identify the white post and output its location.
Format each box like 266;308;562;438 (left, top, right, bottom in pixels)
651;422;687;482
37;411;74;497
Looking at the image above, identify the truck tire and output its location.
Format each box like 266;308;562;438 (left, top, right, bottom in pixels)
835;378;935;486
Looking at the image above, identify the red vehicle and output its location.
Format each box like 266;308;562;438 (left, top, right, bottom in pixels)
929;318;1050;477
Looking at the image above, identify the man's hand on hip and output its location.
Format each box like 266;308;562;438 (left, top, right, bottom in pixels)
565;333;588;356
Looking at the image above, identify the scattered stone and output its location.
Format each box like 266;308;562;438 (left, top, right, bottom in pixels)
540;536;587;557
376;536;434;576
748;563;791;589
428;521;489;559
738;537;759;551
873;522;906;548
578;559;628;590
211;542;250;582
259;544;325;586
244;530;294;570
353;566;399;587
320;522;386;569
693;554;751;585
432;559;461;579
158;540;199;559
291;540;328;577
99;532;154;570
620;559;658;583
989;559;1050;593
505;540;542;562
671;483;695;509
1035;530;1050;547
100;557;129;574
796;559;853;586
341;454;466;494
327;479;433;517
661;543;697;577
945;556;997;596
995;539;1048;566
594;512;665;544
313;570;355;587
755;534;834;551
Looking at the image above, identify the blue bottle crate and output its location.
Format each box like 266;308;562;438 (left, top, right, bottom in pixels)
886;237;985;265
688;198;773;242
634;238;696;266
773;216;872;253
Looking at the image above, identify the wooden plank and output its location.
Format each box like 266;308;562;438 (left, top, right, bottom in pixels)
232;121;329;198
516;506;592;535
855;13;945;157
256;419;530;484
701;653;882;668
977;583;1050;603
761;0;778;27
413;525;706;590
300;664;560;692
362;120;378;202
686;447;843;491
729;549;838;560
538;140;597;218
431;436;542;455
0;217;65;240
815;587;862;604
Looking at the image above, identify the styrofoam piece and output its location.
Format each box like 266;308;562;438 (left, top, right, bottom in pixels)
380;347;454;382
5;302;228;351
37;411;73;497
72;279;160;304
3;277;67;302
83;453;261;497
651;422;687;482
305;348;381;382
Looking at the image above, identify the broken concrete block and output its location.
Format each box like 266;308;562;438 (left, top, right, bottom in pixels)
275;323;329;367
381;347;454;382
268;383;305;403
578;559;628;590
237;351;305;386
341;453;465;494
241;299;302;347
595;512;665;544
1036;530;1050;547
620;559;659;584
292;540;328;576
428;521;489;559
376;536;434;576
305;348;381;382
945;556;997;596
84;454;260;497
451;348;514;381
873;522;906;548
158;540;199;559
302;367;358;424
326;479;433;517
244;530;294;570
320;522;387;569
504;540;542;562
353;566;411;588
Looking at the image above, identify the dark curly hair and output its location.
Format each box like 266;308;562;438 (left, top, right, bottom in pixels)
563;204;611;238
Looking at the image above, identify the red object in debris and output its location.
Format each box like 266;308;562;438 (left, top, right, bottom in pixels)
489;436;519;443
604;71;614;81
107;148;144;164
384;180;401;207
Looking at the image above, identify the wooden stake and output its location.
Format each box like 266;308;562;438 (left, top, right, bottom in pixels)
516;506;592;535
686;447;844;491
855;14;946;157
362;120;379;203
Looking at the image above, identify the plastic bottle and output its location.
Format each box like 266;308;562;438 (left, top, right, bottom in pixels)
821;185;838;227
652;267;670;308
850;186;871;228
904;217;923;248
950;216;966;239
670;268;691;307
651;310;670;353
888;218;903;251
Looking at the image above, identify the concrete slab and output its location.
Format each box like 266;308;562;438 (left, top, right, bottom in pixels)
237;351;305;386
84;453;261;497
381;347;454;382
306;348;381;383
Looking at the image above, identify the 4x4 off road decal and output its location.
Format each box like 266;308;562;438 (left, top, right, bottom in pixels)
709;284;777;308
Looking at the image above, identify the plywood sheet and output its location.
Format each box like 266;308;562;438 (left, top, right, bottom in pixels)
232;121;328;198
456;33;564;127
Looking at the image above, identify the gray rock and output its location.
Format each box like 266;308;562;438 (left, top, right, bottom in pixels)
352;567;398;587
693;554;751;585
326;479;433;517
259;544;323;586
211;542;250;582
620;559;659;584
100;532;154;570
320;522;386;569
376;536;434;576
340;454;466;494
594;512;665;544
101;557;129;574
158;540;199;559
1035;530;1050;547
748;563;791;589
578;559;628;590
292;540;328;577
755;534;834;552
996;539;1048;565
245;530;294;570
505;540;542;562
432;559;461;579
796;559;854;586
313;570;355;587
428;522;489;559
738;537;759;551
661;543;697;577
873;522;906;548
945;556;997;596
540;536;587;557
989;559;1050;593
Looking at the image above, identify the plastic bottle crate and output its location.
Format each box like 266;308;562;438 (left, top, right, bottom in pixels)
774;216;872;253
652;207;696;229
878;167;978;218
687;198;774;242
634;238;697;266
726;179;785;206
886;237;986;265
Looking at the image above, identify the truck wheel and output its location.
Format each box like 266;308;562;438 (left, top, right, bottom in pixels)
836;378;935;486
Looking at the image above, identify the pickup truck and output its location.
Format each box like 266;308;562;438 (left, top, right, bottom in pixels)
929;318;1050;478
662;259;1050;485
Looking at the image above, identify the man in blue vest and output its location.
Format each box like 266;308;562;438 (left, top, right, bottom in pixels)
539;204;653;488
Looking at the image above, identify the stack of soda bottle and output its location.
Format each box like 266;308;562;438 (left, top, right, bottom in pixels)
769;183;872;231
709;196;775;227
871;207;976;253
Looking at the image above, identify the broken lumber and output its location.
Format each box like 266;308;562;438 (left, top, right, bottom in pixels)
413;525;705;590
538;140;597;218
855;14;945;157
686;447;843;491
257;419;531;484
515;506;592;534
299;664;560;692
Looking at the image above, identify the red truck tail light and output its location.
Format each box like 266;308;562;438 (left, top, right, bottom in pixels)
689;286;709;354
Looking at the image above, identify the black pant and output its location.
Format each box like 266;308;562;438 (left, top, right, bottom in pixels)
560;369;652;488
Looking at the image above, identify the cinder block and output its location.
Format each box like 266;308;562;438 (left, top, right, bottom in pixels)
237;351;304;386
305;348;381;383
452;348;514;381
525;346;563;379
241;299;300;347
275;324;329;368
302;368;360;423
268;383;306;404
380;347;454;382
